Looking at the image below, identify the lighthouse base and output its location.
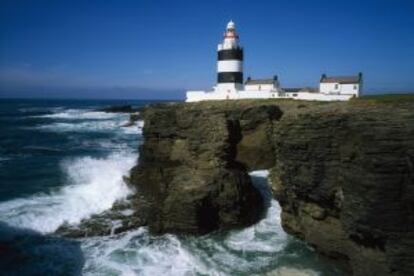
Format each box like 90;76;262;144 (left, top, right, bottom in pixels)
186;88;355;102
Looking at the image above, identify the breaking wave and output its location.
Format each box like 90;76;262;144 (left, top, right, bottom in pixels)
80;199;316;276
35;109;119;120
0;151;135;233
79;171;292;275
31;108;143;135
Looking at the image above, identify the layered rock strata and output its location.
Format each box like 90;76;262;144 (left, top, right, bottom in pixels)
270;100;414;275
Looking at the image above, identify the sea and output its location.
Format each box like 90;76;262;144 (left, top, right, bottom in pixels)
0;99;343;276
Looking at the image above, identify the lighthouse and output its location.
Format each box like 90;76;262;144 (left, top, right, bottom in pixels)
216;21;244;92
185;20;361;102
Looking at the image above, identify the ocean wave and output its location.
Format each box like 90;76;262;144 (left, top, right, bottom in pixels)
80;199;291;276
35;120;125;133
0;151;136;233
79;171;291;276
81;228;209;276
18;106;65;114
0;156;10;162
121;120;144;135
32;114;143;134
34;119;143;135
34;109;119;120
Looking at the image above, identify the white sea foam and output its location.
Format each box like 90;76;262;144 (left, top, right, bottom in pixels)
250;170;270;178
224;200;287;253
34;113;142;135
36;109;118;120
0;151;135;233
78;171;291;276
79;199;289;276
81;228;212;276
36;121;120;132
121;120;144;135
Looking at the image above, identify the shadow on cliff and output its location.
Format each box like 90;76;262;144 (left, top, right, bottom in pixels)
0;222;84;275
250;174;273;213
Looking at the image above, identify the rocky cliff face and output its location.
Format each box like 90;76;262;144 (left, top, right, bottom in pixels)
129;101;283;234
270;99;414;275
121;97;412;275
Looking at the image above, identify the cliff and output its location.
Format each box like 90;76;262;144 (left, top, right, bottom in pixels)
129;96;414;275
57;96;414;275
270;97;414;275
129;101;283;233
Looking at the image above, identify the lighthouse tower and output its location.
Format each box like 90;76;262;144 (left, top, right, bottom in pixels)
216;21;244;92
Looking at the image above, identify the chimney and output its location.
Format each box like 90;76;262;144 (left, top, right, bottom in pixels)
358;72;363;81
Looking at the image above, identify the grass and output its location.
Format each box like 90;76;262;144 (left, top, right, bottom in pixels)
355;93;414;102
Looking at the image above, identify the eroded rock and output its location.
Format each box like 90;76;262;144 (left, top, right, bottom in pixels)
129;102;283;234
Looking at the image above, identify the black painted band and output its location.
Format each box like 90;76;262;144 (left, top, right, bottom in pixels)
217;72;243;83
218;48;243;61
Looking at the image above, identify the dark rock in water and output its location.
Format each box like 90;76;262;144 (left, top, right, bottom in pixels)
129;102;283;234
97;105;143;127
122;113;142;127
55;196;149;238
270;99;414;275
97;105;141;113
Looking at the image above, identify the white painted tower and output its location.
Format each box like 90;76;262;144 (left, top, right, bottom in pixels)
216;21;244;92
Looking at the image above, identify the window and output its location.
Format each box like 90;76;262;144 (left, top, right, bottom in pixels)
293;93;298;97
334;84;339;89
354;85;357;90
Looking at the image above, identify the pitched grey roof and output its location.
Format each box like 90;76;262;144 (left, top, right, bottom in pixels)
245;79;275;85
320;73;362;84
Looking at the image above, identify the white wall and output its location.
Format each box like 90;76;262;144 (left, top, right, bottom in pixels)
341;84;359;95
320;82;360;96
245;84;275;91
186;90;355;102
215;83;244;91
320;83;339;94
287;92;354;101
238;90;278;99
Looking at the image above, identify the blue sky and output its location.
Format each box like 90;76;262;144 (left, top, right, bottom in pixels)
1;0;413;99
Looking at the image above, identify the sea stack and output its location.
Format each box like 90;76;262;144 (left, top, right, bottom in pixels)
217;20;244;94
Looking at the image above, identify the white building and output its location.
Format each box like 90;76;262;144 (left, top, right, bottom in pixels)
185;21;363;102
319;73;363;97
244;76;281;91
